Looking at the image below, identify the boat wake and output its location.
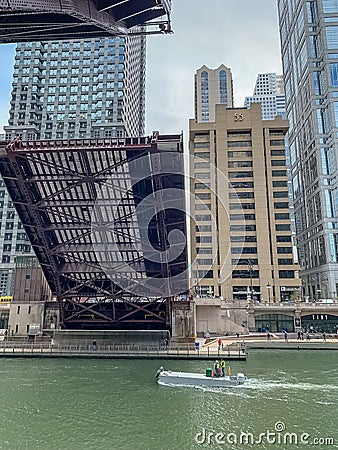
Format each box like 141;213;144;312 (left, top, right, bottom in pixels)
157;377;338;396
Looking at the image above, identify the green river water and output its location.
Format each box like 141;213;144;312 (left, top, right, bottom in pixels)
0;350;337;450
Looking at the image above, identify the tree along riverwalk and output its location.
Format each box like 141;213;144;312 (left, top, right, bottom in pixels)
0;342;247;361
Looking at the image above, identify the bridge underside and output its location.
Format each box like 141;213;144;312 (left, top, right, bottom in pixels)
0;133;188;329
0;0;172;43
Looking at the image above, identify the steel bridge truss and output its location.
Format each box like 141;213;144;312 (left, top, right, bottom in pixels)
0;133;187;329
0;0;172;43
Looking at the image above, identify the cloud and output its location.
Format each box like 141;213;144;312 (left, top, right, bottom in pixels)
146;0;282;135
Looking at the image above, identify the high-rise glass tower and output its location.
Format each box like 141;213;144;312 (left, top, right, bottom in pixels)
245;73;286;120
5;35;145;140
1;35;146;296
278;0;338;300
194;65;233;122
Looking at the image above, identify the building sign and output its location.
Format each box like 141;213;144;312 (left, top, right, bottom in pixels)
28;324;40;335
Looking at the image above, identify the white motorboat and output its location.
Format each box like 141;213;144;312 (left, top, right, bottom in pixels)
155;367;247;387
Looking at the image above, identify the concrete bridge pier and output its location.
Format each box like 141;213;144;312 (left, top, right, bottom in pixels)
171;301;195;344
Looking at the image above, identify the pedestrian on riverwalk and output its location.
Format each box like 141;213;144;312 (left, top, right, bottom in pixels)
218;338;222;351
284;331;288;342
323;332;326;342
297;331;301;340
267;332;271;341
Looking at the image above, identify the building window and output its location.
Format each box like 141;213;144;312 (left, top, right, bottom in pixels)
196;193;211;200
197;258;213;266
277;247;293;254
229;182;254;189
231;247;257;254
279;270;295;278
230;214;256;221
196;248;212;254
195;214;211;222
271;150;285;156
232;270;259;278
278;258;294;265
273;191;289;198
274;202;289;209
228;141;252;148
230;224;256;232
272;170;287;177
232;258;258;266
196;236;212;243
194;152;210;160
228;161;253;168
228;151;252;158
271;160;286;166
194;142;209;148
194;270;213;279
229;203;255;210
229;192;254;199
196;225;212;232
228;171;253;178
230;236;257;242
270;140;285;146
273;180;288;187
277;236;292;242
275;213;290;220
276;224;291;231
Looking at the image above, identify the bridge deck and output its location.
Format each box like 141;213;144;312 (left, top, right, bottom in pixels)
0;133;188;329
0;0;172;43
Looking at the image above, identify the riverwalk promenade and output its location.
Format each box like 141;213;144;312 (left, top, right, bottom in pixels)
0;333;337;360
202;333;338;352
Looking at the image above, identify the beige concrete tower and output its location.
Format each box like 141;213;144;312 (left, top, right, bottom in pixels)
190;103;301;303
194;65;233;123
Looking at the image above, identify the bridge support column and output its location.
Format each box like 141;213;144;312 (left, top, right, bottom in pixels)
171;301;195;344
247;303;256;332
294;302;302;331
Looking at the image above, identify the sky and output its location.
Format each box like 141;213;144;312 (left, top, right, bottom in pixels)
145;0;282;136
0;0;282;137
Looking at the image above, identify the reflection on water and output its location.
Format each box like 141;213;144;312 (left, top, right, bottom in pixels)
0;350;336;449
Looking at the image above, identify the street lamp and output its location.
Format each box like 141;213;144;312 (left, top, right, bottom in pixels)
266;282;272;303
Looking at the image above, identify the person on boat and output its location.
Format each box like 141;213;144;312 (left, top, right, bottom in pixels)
214;360;220;377
220;359;226;377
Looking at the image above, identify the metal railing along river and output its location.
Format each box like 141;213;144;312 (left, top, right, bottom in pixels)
0;341;246;360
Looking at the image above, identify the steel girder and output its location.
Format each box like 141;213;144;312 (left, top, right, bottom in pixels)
0;0;172;43
62;296;170;329
0;134;188;329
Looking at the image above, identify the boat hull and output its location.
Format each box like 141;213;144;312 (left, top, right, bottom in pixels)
157;370;246;387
